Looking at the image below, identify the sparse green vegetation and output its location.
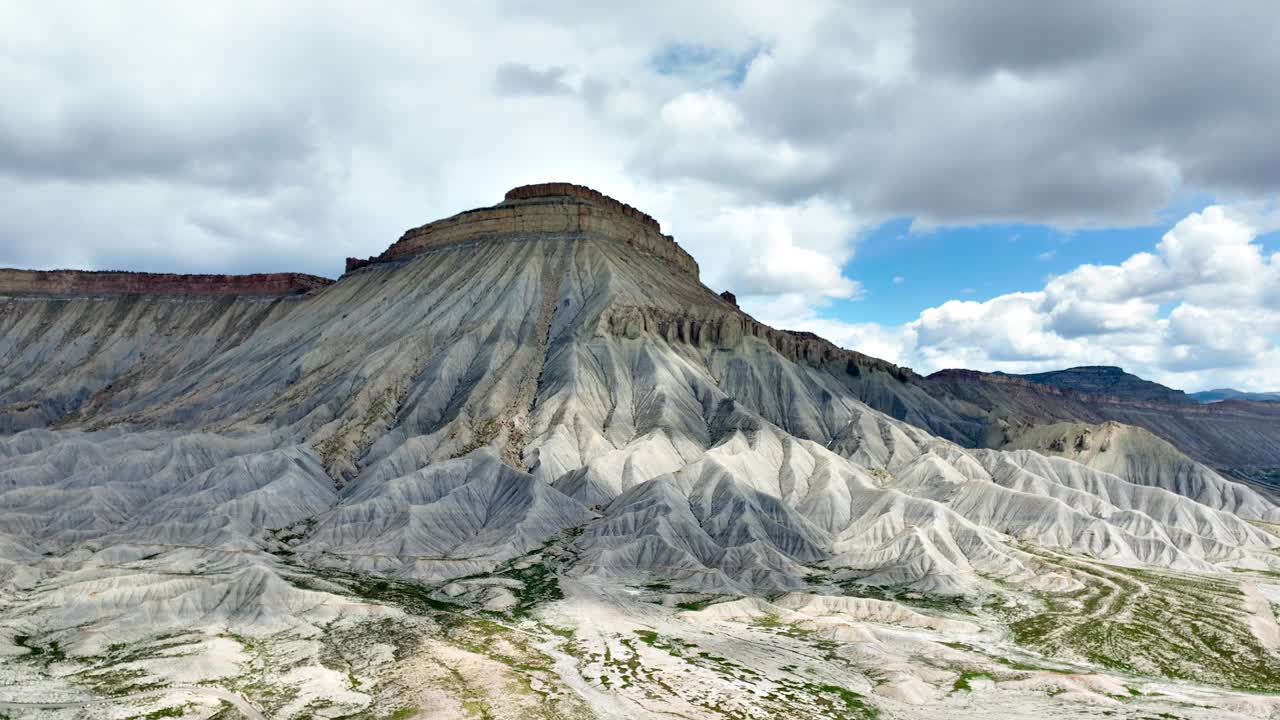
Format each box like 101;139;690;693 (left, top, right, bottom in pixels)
217;632;301;715
71;667;168;696
804;683;879;719
125;705;191;720
674;596;728;611
501;557;563;615
602;620;879;719
287;570;464;619
1005;553;1280;691
939;641;1059;672
836;581;976;615
206;701;241;720
952;670;995;692
13;634;67;666
752;613;784;628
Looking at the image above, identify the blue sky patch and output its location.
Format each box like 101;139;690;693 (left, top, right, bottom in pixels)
834;219;1173;326
650;42;762;86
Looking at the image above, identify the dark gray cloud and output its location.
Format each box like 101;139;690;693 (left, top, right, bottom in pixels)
910;0;1146;76
0;117;315;191
493;63;572;96
631;2;1280;226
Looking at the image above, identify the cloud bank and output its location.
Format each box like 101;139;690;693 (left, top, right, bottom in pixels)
754;204;1280;391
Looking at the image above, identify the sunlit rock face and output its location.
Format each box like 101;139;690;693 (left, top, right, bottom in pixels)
2;184;1278;720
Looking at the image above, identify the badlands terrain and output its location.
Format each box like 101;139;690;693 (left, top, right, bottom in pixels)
2;183;1280;719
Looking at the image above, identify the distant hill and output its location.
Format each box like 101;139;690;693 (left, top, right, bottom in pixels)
1009;365;1194;404
924;367;1280;474
1191;388;1280;403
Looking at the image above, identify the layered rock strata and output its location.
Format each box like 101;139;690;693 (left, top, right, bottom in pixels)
374;182;700;278
0;269;332;296
602;304;916;379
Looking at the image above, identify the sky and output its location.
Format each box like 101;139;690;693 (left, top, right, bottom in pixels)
1;2;1279;392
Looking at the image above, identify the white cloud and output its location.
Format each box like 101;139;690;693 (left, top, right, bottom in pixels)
834;204;1280;391
892;275;905;284
660;92;742;132
667;193;862;300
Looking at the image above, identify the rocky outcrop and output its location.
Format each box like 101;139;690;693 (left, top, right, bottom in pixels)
601;304;915;379
503;182;661;231
375;182;700;278
0;269;333;296
345;256;374;274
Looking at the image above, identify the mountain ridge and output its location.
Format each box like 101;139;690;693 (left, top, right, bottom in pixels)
924;366;1280;474
1193;388;1280;403
1006;365;1195;404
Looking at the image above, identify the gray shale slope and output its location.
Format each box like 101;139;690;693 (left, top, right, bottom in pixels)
2;184;1279;720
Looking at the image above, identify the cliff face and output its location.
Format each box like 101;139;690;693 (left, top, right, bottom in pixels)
371;182;700;278
0;269;333;296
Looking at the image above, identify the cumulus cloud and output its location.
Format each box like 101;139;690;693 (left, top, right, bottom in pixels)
655;189;862;301
781;205;1280;391
659;92;743;133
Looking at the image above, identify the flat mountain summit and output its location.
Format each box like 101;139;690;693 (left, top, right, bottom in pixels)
3;183;1280;720
1013;365;1195;404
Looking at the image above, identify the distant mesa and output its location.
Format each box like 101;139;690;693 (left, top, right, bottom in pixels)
1191;388;1280;403
929;365;1193;405
0;268;332;297
1011;365;1193;405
